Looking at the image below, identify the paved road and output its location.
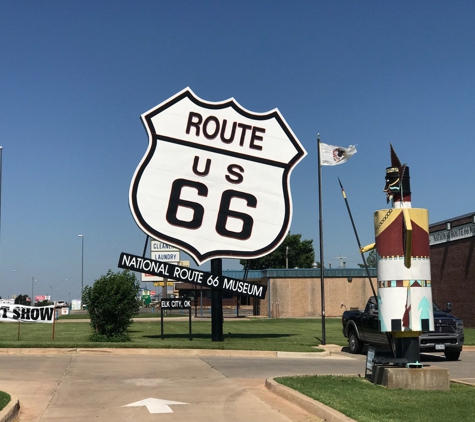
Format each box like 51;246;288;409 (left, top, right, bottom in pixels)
1;348;474;421
418;350;475;383
202;347;475;383
0;349;330;422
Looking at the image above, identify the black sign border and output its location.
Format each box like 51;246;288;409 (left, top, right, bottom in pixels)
129;87;306;264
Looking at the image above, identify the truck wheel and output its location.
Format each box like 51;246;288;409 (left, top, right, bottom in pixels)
348;330;363;354
444;351;461;361
390;336;397;357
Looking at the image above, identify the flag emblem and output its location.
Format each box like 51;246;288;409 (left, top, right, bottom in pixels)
320;142;357;166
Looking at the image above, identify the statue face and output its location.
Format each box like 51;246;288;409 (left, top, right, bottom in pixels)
384;165;411;203
384;167;401;202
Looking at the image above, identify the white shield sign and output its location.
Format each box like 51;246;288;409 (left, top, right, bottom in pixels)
130;88;306;264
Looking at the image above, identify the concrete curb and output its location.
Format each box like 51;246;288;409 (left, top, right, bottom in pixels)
0;395;20;422
0;347;332;358
461;345;475;351
265;378;356;422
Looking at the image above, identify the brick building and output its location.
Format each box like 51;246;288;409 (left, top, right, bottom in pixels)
208;268;378;319
429;212;475;327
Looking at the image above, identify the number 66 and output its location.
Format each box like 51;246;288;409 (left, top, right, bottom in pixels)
166;178;257;240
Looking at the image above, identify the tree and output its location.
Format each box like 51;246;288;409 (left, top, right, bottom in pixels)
82;270;141;342
358;249;377;268
14;294;31;306
240;233;316;270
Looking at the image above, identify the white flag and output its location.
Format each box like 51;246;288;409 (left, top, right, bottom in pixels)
319;142;357;166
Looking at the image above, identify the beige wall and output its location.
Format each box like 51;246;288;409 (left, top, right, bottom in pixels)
258;277;376;318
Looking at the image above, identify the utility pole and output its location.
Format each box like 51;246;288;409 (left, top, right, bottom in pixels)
335;254;348;268
78;235;84;299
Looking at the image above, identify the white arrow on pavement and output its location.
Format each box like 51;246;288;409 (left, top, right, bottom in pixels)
123;398;188;414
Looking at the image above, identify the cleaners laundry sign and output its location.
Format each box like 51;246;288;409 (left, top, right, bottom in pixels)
150;240;180;262
129;88;306;264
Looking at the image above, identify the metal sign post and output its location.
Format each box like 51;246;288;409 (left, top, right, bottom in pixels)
160;298;192;340
211;258;223;341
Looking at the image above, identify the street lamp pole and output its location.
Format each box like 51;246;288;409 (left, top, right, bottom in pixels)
78;235;84;300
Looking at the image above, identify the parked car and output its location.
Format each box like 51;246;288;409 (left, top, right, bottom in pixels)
342;296;464;360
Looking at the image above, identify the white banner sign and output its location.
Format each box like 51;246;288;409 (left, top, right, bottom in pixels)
0;305;55;323
141;273;165;283
71;300;82;311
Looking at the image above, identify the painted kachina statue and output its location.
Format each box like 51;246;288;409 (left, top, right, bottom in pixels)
361;144;434;362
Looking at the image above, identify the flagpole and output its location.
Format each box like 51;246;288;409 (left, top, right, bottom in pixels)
317;134;326;345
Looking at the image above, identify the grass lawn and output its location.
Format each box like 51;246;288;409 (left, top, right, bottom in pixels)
1;316;473;350
0;317;346;351
463;326;475;345
0;391;10;412
57;310;191;319
1;316;472;350
276;375;475;422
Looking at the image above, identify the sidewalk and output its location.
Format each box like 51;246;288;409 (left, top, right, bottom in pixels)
0;345;350;422
0;348;343;422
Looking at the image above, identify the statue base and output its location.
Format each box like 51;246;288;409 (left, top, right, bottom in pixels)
373;366;449;390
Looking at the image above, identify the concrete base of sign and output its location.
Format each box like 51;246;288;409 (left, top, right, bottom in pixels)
373;366;449;390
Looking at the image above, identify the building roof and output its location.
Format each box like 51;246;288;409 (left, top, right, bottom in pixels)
430;212;475;228
222;267;377;280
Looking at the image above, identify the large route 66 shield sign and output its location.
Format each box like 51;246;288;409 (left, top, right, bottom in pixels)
129;88;306;264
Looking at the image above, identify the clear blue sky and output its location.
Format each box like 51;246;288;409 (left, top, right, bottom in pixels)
1;1;474;301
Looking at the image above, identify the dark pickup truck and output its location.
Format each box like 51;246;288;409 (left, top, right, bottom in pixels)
342;296;464;360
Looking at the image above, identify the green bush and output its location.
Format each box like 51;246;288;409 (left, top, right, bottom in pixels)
89;332;130;342
82;270;140;341
0;391;10;411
